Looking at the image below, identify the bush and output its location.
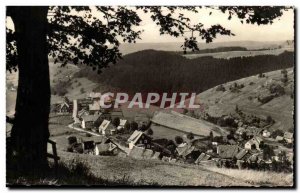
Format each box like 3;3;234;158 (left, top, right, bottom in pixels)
175;136;183;144
80;88;85;94
112;117;120;127
187;132;194;140
216;84;226;92
146;128;153;135
130;121;138;131
52;80;71;96
269;83;285;95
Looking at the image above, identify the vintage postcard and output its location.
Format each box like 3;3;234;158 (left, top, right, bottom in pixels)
6;6;294;187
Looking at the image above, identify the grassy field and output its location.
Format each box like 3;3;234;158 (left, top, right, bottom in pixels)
184;48;294;59
191;68;294;132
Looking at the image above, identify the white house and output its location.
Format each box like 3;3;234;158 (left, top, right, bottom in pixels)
99;120;116;135
245;136;263;150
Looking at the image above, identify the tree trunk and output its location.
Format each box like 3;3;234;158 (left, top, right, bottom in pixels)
9;7;50;172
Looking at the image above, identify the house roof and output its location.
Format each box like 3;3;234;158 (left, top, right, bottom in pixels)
89;101;101;111
195;153;206;163
89;92;101;98
176;143;195;157
111;110;124;117
127;130;144;144
235;149;249;160
82;115;99;122
217;145;240;159
119;119;127;127
284;132;293;139
246;136;263;145
95;142;117;153
151;111;222;136
99;120;111;131
276;136;284;141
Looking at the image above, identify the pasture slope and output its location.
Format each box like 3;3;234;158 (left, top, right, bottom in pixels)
194;68;294;132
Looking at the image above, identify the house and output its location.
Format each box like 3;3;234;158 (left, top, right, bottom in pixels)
283;132;293;143
88;101;101;114
195;153;211;164
235;149;250;160
245;136;263;150
276;136;284;142
81;115;99;129
127;130;152;149
117;119;127;130
58;101;70;114
175;143;195;158
262;130;271;138
94;138;119;155
217;145;240;159
99;120;116;136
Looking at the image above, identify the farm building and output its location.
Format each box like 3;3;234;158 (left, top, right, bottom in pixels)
81;115;100;129
284;132;293;143
98;120;116;136
195;153;211;164
244;136;263;150
150;111;223;140
58;101;71;114
127;130;152;149
217;145;241;159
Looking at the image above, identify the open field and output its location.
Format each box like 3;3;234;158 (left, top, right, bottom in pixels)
184;48;293;59
190;68;294;132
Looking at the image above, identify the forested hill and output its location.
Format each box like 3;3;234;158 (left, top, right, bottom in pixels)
74;50;294;94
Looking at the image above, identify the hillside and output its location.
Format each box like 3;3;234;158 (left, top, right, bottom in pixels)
74;50;294;96
192;68;294;132
119;41;288;55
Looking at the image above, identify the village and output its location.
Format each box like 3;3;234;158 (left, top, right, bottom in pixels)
51;90;294;173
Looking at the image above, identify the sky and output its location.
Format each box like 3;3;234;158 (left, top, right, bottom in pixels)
135;7;294;43
6;7;294;43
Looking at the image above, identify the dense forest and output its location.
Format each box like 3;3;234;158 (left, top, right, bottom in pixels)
74;50;294;95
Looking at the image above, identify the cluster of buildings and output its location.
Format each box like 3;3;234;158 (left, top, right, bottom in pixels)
54;93;293;171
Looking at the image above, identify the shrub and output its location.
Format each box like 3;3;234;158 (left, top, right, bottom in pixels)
175;136;183;144
187;132;194;140
269;83;285;95
146;128;153;135
80;88;85;94
112;117;120;127
216;84;226;92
